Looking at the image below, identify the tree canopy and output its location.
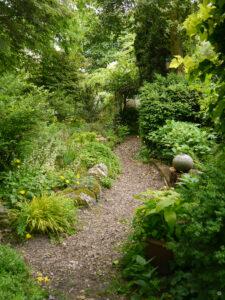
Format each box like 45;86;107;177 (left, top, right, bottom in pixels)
0;0;76;71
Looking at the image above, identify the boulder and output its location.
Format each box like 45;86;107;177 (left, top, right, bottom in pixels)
0;204;9;229
88;163;108;179
65;188;97;207
96;135;107;142
83;177;102;200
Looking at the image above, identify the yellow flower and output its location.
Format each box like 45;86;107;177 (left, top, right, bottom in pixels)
16;159;20;163
21;250;25;254
76;181;80;185
26;233;32;239
37;277;43;282
61;176;65;180
76;174;80;179
44;277;50;282
19;190;26;195
17;165;21;168
37;273;42;276
137;136;139;138
65;180;70;184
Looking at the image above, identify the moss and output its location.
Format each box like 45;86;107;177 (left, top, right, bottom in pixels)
91;182;101;199
71;188;96;207
73;188;96;199
59;187;76;195
85;178;101;199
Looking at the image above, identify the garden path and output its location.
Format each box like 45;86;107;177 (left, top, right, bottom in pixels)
16;136;163;300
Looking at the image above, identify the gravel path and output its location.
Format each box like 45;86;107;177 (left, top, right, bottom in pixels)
16;136;163;300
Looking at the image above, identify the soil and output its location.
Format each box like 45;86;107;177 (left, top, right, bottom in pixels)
14;136;164;300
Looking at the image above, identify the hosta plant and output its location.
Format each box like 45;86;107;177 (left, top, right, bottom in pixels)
134;189;196;241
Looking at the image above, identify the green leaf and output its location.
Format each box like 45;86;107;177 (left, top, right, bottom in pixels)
154;198;175;214
164;209;177;233
136;255;147;266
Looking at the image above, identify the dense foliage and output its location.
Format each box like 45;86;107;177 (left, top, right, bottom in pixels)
120;158;225;298
0;0;75;71
0;244;47;299
134;0;194;82
138;74;202;136
0;73;54;171
170;0;225;136
169;161;225;299
147;120;216;162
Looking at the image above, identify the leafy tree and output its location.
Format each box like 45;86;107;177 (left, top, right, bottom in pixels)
0;0;78;72
170;0;225;136
86;32;139;121
134;0;195;82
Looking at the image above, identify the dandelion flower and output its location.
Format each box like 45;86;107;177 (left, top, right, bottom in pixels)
137;136;139;138
37;277;43;282
19;190;26;195
44;277;50;282
61;176;65;180
37;273;42;276
21;250;25;254
65;180;70;184
17;165;21;168
76;174;80;179
16;159;20;163
26;233;32;239
76;181;80;185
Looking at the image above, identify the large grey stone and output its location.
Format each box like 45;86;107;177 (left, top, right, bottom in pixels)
172;154;193;173
88;163;108;178
0;204;9;229
66;189;97;207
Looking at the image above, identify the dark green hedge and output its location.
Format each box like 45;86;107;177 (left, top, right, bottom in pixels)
138;74;202;138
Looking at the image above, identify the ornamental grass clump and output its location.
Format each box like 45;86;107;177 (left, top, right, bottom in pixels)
11;194;77;237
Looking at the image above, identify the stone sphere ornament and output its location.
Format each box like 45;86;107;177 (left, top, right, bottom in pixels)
172;154;193;173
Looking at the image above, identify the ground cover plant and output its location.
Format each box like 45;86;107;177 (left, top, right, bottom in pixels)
0;244;47;300
147;120;216;163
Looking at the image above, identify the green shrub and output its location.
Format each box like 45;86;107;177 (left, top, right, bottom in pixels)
118;107;139;135
118;190;184;298
168;161;225;299
138;73;202;138
11;194;77;237
100;177;114;189
119;254;160;299
117;125;130;143
0;244;46;300
78;142;121;179
134;189;189;242
136;145;151;163
0;72;54;171
147;120;216;163
0;138;61;207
